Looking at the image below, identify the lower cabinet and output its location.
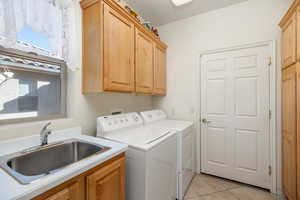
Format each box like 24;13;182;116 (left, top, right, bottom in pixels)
86;155;125;200
45;183;80;200
33;153;125;200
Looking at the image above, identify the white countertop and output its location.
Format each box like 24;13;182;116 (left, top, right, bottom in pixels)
0;127;128;200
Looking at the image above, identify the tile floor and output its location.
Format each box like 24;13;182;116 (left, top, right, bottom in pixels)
184;174;279;200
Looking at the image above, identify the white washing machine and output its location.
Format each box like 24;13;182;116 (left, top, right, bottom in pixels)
140;110;195;200
97;112;178;200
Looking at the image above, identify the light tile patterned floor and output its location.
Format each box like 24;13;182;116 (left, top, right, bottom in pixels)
184;174;278;200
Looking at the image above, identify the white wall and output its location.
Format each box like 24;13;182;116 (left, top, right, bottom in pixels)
152;0;293;193
67;67;153;136
154;0;292;120
0;1;153;141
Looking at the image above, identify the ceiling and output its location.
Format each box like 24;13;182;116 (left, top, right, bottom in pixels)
125;0;248;26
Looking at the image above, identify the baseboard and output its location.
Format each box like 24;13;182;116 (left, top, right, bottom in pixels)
274;190;287;199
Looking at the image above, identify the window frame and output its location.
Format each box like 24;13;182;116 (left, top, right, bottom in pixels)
0;47;67;125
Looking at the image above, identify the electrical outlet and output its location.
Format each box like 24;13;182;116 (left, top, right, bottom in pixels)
110;108;124;115
171;107;175;116
189;107;195;115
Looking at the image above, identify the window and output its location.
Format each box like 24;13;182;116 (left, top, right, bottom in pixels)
17;25;51;51
18;79;38;112
0;0;81;71
0;48;66;124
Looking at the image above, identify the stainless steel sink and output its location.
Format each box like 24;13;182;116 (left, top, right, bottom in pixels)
0;139;111;184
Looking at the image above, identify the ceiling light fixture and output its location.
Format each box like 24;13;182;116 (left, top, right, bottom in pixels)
171;0;193;6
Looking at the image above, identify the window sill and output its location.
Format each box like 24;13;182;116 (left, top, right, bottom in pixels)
0;118;80;141
0;114;67;126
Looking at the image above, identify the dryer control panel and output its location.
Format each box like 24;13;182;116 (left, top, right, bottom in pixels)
140;110;167;124
97;112;143;136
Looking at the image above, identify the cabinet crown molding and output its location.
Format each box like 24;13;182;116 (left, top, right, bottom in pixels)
80;0;167;48
279;0;300;27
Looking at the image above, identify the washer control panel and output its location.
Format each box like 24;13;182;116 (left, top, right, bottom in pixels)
140;110;167;124
97;112;143;135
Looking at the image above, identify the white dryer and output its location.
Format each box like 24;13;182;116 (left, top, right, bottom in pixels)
140;110;195;200
97;112;178;200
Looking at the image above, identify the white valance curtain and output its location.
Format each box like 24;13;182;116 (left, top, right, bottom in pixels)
0;0;80;70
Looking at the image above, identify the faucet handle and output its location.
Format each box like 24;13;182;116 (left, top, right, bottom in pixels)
40;122;52;146
42;122;52;131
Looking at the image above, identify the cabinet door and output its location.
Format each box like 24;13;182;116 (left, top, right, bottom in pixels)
135;28;154;94
297;7;300;61
282;13;296;68
282;65;297;200
87;157;125;200
45;183;80;200
153;45;167;96
297;64;300;200
103;3;135;92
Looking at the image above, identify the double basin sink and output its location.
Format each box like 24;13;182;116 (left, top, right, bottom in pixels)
0;139;110;184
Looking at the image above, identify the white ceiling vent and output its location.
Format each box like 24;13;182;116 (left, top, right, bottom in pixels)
171;0;193;6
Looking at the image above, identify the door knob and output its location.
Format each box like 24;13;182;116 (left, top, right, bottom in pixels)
202;118;211;123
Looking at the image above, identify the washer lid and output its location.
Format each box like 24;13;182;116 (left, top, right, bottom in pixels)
103;126;176;151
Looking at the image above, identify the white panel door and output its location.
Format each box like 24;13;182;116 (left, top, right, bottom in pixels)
201;44;271;189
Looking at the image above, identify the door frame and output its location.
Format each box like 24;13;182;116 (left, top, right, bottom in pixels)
195;41;277;193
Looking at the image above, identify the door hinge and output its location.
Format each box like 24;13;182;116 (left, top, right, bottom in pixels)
269;110;272;120
268;56;272;66
268;165;272;176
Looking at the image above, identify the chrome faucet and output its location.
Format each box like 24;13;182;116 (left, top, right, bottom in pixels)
40;122;52;146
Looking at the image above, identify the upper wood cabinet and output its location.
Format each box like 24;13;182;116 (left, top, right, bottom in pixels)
103;3;135;92
281;12;296;68
153;45;167;96
135;28;167;95
81;1;135;93
81;1;103;93
81;0;167;95
87;156;125;200
135;28;154;94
